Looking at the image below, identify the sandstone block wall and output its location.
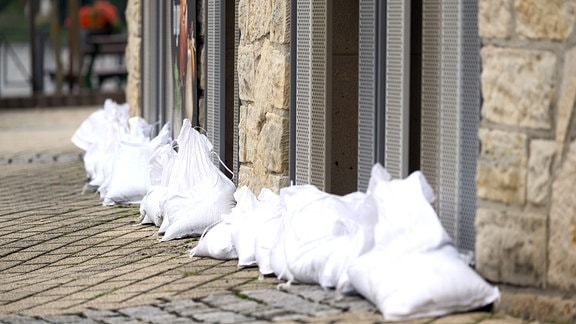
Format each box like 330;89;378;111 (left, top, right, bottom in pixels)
125;0;142;117
237;0;291;194
477;0;576;291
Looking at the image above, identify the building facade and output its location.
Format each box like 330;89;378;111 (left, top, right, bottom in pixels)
125;0;576;297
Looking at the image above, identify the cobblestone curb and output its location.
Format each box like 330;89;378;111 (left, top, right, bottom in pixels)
0;151;83;166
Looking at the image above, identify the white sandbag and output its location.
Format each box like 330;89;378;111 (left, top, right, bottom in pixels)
71;108;107;151
159;120;236;241
97;117;158;202
161;173;236;241
140;186;168;226
347;164;499;321
366;162;392;194
103;123;172;206
269;185;327;284
189;221;238;260
253;188;283;276
372;169;451;256
85;102;130;187
326;192;377;294
348;245;500;321
102;142;154;205
140;141;176;226
148;143;177;186
270;185;377;290
227;186;261;267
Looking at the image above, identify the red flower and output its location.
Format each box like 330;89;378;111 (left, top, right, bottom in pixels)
70;1;120;30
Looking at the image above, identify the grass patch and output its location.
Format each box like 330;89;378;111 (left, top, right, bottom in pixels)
94;288;118;298
182;270;201;277
235;291;249;300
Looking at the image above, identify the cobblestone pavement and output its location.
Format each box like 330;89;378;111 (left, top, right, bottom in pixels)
0;108;540;323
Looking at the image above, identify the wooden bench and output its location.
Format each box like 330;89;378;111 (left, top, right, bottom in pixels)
47;33;127;90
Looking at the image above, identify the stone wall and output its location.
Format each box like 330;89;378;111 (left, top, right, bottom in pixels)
236;0;291;194
125;0;142;117
476;0;576;291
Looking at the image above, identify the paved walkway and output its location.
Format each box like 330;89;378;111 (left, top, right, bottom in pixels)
0;107;540;323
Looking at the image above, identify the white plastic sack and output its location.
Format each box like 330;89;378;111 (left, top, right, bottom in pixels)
347;163;499;321
102;142;153;205
161;176;236;241
82;100;130;183
348;245;500;321
160;120;236;241
227;186;261;267
97;117;160;204
71;107;107;152
253;188;283;276
269;185;377;290
149;143;176;187
372;169;450;256
140;142;176;226
140;186;168;226
189;221;238;260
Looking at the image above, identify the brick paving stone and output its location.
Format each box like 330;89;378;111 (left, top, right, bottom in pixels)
430;312;491;323
191;310;255;323
0;315;50;324
117;305;180;322
40;314;98;324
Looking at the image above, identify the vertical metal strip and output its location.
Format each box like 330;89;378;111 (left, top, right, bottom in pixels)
385;0;410;179
357;0;377;192
289;0;297;183
233;0;240;183
207;0;226;166
420;0;441;205
295;0;330;190
421;0;479;256
141;2;159;126
295;0;312;185
165;1;175;136
457;0;480;253
439;0;460;246
311;0;331;189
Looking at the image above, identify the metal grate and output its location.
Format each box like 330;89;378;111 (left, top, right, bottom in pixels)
385;0;410;179
357;0;480;255
206;0;226;166
439;0;459;243
141;2;159;125
357;0;377;192
457;0;480;253
421;0;480;255
420;0;441;203
233;0;240;184
166;1;175;136
295;0;330;190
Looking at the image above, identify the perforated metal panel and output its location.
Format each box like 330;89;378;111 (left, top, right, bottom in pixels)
142;2;157;123
166;1;176;136
232;0;240;183
420;0;479;255
357;0;377;192
357;0;480;256
385;0;410;179
141;2;168;131
420;0;441;200
295;0;331;190
206;0;226;166
457;0;480;253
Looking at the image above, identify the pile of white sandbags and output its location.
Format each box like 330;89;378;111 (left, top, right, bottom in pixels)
71;99;171;206
190;164;500;321
71;103;499;321
139;119;236;241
